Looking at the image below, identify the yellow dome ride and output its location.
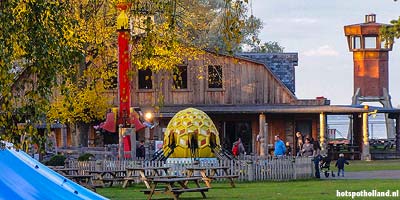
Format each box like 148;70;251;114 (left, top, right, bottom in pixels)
162;108;220;158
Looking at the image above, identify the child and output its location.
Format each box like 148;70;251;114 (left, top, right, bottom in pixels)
335;153;349;177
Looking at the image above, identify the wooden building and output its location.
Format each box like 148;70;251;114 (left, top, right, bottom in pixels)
126;52;335;156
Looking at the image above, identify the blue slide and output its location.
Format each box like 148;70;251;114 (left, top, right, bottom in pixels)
0;143;108;200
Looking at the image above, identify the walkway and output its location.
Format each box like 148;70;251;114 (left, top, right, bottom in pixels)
321;170;400;179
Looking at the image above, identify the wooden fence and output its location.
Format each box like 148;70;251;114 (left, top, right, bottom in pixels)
67;157;313;181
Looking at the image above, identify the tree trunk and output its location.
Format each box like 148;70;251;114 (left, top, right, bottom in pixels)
77;122;89;147
71;122;89;147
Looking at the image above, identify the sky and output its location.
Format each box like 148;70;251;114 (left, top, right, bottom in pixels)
252;0;400;107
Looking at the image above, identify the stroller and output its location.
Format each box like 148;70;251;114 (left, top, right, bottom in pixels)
320;155;335;178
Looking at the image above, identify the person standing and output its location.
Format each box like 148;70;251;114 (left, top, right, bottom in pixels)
136;140;145;159
335;153;350;177
274;135;286;157
232;138;245;157
301;138;314;157
295;132;304;156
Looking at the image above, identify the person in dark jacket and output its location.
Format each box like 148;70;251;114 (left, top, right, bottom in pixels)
335;153;349;177
136;140;146;159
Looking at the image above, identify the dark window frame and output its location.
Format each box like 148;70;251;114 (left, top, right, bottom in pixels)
172;65;188;90
138;68;153;89
208;65;223;89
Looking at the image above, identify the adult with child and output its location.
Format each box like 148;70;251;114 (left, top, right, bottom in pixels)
274;135;286;157
335;153;350;177
301;138;314;157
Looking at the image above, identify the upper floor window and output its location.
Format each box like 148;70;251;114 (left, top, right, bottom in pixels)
173;65;188;89
364;36;377;49
208;65;222;89
138;68;152;89
352;36;361;49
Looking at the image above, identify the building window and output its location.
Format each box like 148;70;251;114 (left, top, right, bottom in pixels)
208;65;222;89
364;36;377;49
138;68;152;89
173;65;188;89
352;36;361;49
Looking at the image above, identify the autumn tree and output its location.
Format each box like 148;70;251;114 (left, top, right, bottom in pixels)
0;1;81;150
1;0;259;149
47;0;118;147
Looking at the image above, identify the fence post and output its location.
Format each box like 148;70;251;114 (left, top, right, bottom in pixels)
95;160;102;171
247;160;254;181
293;157;297;180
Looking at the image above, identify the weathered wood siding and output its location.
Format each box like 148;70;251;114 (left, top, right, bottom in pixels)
131;53;296;107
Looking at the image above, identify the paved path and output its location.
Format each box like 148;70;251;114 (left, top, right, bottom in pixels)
321;170;400;180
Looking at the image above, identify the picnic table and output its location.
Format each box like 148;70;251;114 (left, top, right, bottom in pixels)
185;166;238;188
123;166;171;188
64;174;95;190
54;168;81;175
88;170;126;187
142;177;209;200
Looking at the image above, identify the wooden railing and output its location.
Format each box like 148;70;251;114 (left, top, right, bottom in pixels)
66;157;313;182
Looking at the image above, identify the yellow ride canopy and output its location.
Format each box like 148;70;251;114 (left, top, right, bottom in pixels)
163;108;220;158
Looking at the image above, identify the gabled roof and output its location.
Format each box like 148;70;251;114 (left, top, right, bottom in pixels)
205;50;298;101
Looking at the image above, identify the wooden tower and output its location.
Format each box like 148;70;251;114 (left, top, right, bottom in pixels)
344;14;395;139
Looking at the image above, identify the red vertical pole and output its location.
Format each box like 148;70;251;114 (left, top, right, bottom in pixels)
117;1;132;158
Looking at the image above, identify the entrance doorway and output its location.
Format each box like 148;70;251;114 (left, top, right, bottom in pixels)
224;121;252;154
295;120;312;138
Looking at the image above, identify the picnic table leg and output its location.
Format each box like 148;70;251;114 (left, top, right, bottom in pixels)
122;170;132;188
228;178;236;188
184;170;194;186
200;170;211;188
147;182;158;200
194;180;207;199
140;171;151;189
224;169;236;188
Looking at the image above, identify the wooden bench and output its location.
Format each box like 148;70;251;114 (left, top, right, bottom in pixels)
208;175;239;179
172;187;209;193
102;177;126;186
208;175;239;187
140;188;167;194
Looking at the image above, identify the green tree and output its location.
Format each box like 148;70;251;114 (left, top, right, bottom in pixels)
0;1;81;151
1;0;257;149
246;41;285;53
380;16;400;48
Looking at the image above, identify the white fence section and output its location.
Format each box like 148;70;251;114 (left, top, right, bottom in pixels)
67;157;314;181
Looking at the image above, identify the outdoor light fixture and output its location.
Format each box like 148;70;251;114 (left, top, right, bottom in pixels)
145;112;153;121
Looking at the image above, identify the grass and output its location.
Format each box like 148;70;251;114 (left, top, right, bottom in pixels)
96;160;400;199
344;159;400;172
97;179;400;200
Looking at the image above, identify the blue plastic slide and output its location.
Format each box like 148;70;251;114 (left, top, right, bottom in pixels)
0;143;108;200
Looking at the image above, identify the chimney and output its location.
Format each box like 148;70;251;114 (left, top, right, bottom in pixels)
365;14;376;23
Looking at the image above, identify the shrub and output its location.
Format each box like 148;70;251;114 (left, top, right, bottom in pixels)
78;153;95;161
45;155;66;166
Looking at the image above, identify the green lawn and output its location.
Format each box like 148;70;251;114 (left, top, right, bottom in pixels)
97;179;400;200
344;159;400;172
